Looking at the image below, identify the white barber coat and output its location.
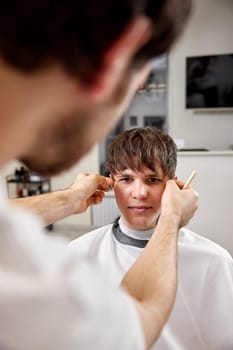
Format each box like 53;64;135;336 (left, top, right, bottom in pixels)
70;220;233;350
0;194;145;350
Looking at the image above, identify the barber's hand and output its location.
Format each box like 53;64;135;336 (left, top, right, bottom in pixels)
68;173;114;214
160;179;199;228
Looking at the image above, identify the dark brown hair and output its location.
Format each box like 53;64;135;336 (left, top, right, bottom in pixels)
107;127;177;178
0;0;191;82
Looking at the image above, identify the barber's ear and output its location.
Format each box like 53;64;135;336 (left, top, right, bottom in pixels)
85;17;152;102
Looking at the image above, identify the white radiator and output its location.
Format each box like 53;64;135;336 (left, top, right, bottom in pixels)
91;191;120;227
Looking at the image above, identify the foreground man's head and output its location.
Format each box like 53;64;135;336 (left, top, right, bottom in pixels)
0;1;192;175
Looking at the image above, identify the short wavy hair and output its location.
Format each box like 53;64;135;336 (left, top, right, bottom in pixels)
0;0;191;82
107;127;177;179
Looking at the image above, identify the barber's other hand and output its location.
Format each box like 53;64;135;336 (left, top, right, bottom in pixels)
68;173;113;214
160;179;199;228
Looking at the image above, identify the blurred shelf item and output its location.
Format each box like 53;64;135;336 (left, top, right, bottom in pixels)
6;166;52;230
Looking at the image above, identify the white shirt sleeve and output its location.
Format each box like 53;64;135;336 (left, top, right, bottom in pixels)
0;203;145;350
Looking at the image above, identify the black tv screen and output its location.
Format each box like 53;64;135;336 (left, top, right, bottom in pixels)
186;54;233;109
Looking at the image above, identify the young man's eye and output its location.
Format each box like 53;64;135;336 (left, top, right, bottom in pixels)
147;177;161;184
120;178;132;183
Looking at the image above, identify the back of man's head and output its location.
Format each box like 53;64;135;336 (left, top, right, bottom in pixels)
107;127;177;178
0;1;192;82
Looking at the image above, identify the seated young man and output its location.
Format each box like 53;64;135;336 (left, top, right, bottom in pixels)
70;127;233;350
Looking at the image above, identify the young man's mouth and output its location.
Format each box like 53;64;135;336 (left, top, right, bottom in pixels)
128;206;153;213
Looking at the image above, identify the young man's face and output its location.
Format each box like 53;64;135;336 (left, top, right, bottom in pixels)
113;167;168;231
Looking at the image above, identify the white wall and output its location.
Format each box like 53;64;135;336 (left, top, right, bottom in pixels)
176;151;233;257
168;0;233;150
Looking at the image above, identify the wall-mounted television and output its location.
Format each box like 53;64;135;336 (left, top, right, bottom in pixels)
186;53;233;109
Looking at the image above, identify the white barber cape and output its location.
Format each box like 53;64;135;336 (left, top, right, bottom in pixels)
0;188;145;350
70;217;233;350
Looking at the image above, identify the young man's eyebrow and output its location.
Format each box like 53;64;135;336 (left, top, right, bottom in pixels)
115;172;132;177
114;172;163;178
145;173;162;178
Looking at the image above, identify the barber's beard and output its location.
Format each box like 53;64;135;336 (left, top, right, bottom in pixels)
20;104;124;176
20;112;96;176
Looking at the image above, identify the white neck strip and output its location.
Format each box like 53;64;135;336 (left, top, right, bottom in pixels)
119;217;154;240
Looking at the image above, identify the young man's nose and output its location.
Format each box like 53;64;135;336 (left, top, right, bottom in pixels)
131;182;148;199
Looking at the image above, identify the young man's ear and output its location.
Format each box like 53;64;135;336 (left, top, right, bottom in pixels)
109;173;114;189
84;16;152;102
